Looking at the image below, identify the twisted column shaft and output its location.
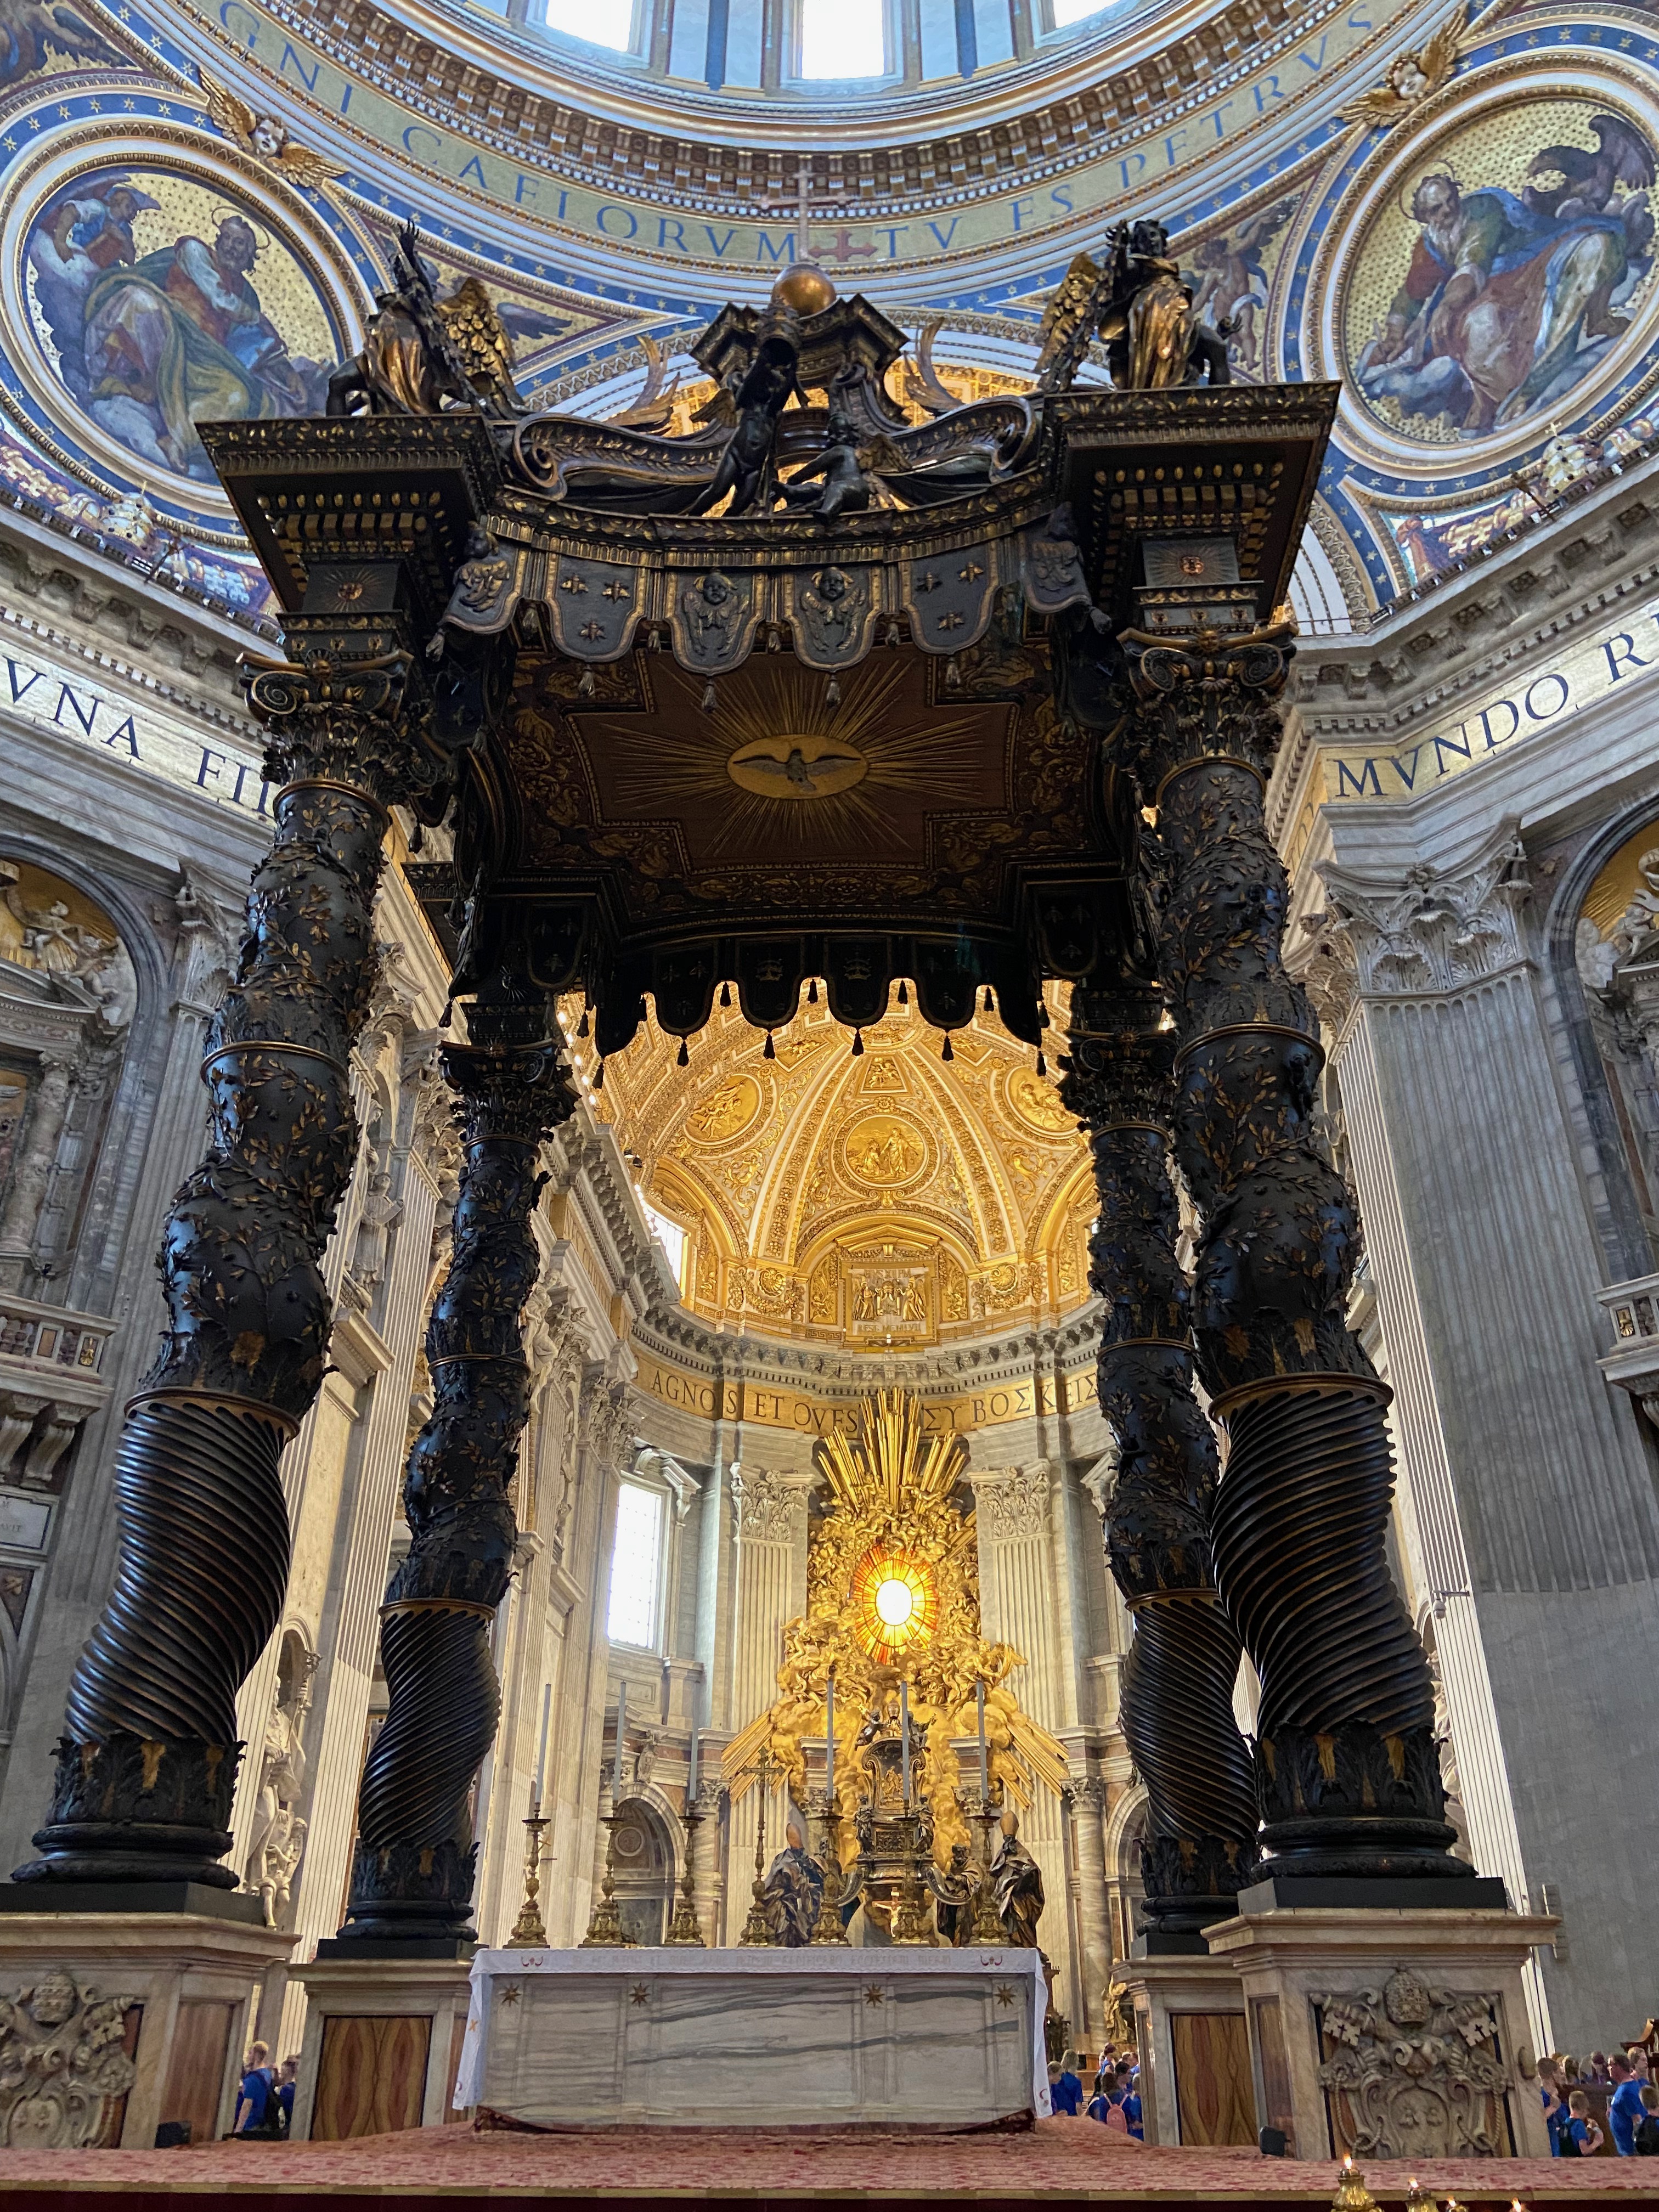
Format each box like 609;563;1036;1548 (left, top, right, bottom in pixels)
1062;984;1257;1932
335;989;575;1946
17;600;464;1887
1122;619;1463;1883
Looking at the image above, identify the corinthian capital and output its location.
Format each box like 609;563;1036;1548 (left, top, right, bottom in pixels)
972;1463;1053;1541
1118;614;1295;783
1317;819;1530;1000
731;1465;805;1544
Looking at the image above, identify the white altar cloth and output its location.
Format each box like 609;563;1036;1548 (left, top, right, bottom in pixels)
455;1945;1052;2129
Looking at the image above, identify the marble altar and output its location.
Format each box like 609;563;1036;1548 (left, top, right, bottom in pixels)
455;1946;1051;2129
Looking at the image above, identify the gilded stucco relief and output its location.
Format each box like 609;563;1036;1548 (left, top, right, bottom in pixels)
583;995;1090;1347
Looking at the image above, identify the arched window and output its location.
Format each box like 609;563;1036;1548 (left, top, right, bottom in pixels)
608;1481;665;1648
542;0;637;50
643;1201;687;1285
800;0;887;77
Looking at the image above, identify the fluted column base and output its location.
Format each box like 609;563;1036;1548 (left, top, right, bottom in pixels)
14;1734;241;1887
325;1838;480;1950
1214;1376;1473;1884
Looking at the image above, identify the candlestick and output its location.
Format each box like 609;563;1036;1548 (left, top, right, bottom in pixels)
533;1680;552;1807
825;1672;835;1806
975;1677;988;1800
738;1748;778;1946
663;1806;706;1946
809;1796;850;1946
686;1724;699;1806
579;1808;637;1948
615;1680;628;1796
899;1679;911;1808
971;1797;1007;1943
508;1798;551;1948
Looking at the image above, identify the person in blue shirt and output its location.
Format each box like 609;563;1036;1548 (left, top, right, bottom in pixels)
1087;2061;1139;2133
1609;2057;1646;2155
1121;2069;1144;2141
1539;2057;1566;2153
1560;2089;1605;2157
233;2040;276;2138
1048;2057;1084;2116
275;2056;298;2137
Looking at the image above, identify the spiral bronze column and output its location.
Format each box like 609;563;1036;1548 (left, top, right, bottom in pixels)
1061;981;1258;1938
1119;612;1468;1890
330;976;575;1949
14;583;473;1888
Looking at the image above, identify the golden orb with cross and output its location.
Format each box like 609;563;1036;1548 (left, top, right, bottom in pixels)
770;262;838;317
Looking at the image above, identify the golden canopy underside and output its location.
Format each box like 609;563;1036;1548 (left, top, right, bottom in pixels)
584;985;1097;1347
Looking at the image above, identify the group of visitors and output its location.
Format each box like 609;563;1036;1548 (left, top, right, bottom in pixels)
233;2041;299;2139
1047;2050;1143;2136
1541;2047;1659;2157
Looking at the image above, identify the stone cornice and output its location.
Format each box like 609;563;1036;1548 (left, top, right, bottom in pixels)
1269;451;1659;853
633;1297;1101;1395
0;524;261;722
230;0;1331;219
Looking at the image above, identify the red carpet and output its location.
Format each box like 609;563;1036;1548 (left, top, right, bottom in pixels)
0;2123;1655;2210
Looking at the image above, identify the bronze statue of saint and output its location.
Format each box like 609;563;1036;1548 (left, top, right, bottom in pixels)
761;1818;825;1946
990;1807;1045;1950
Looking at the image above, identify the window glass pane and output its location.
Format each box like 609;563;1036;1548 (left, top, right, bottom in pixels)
644;1203;686;1282
801;0;885;77
543;0;634;49
1048;0;1104;24
608;1483;663;1647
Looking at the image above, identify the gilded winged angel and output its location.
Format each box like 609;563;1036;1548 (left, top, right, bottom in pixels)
1339;5;1467;129
199;69;339;190
436;276;523;414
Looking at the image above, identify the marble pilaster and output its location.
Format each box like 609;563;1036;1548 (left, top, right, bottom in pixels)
972;1463;1074;2020
1312;819;1659;2049
1069;1777;1114;2050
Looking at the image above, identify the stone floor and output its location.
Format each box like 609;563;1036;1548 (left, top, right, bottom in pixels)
0;2123;1654;2208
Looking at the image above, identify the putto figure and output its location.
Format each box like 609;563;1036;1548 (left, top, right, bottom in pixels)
689;315;805;516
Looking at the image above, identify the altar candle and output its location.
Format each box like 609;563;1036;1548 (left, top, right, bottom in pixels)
687;1724;700;1806
976;1678;989;1801
825;1673;835;1803
533;1680;552;1813
900;1680;911;1807
616;1680;627;1795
